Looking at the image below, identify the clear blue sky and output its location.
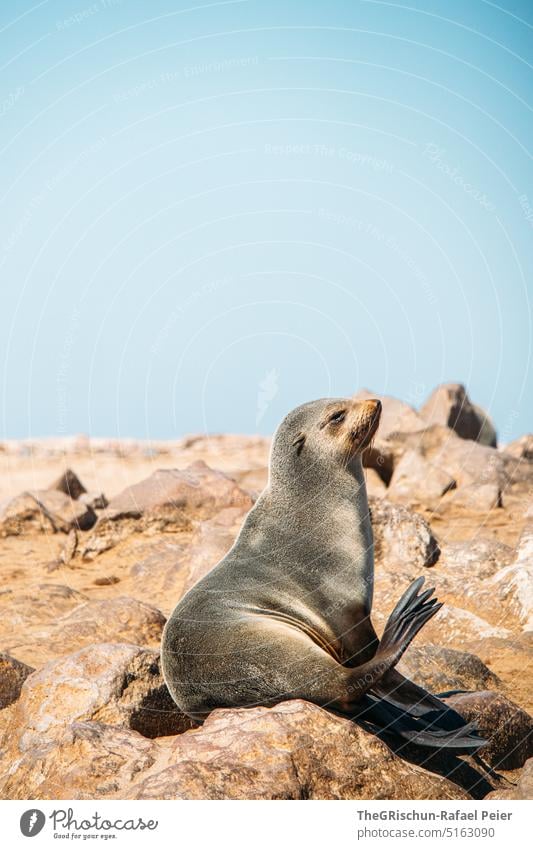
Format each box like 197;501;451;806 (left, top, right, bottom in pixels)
1;0;531;441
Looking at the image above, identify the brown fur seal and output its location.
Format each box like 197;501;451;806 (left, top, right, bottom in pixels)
162;396;484;749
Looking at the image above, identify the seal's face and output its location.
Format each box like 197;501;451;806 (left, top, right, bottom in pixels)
272;396;382;483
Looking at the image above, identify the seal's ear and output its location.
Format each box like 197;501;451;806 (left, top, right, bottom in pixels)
292;432;306;455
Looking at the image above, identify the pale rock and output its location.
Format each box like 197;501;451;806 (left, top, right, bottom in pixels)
490;522;533;632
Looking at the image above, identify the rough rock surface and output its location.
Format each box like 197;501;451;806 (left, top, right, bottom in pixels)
487;757;533;799
387;449;456;505
0;653;34;709
502;434;533;461
0;490;96;536
0;643;195;798
370;496;440;572
3;597;166;667
419;383;497;446
489;520;533;632
444;691;533;770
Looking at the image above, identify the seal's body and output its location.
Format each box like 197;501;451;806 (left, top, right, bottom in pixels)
162;397;484;749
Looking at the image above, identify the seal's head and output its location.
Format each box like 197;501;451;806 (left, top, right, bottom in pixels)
270;396;381;489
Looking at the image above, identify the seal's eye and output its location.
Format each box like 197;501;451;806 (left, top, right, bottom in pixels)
328;409;346;424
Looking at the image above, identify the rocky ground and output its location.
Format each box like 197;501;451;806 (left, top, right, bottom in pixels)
0;382;532;800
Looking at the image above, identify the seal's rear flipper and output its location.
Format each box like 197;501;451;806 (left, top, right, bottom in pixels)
356;679;487;752
371;668;467;723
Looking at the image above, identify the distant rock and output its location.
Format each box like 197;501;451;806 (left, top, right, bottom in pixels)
502;434;533;461
0;490;96;537
444;691;533;770
398;645;500;695
81;462;253;558
420;383;497;446
0;653;34;708
364;467;387;497
79;492;109;510
124;700;470;800
48;469;87;500
445;480;503;512
438;537;514;582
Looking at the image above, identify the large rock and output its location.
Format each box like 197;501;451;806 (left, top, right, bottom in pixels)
4;597;166;666
0;643;195;798
444;691;533;770
420;383;497;446
502;434;533;461
486;757;533;799
0;490;96;537
431;538;516;625
445;481;503;512
81;462;253;558
385;425;507;495
470;633;533;714
370;496;440;572
3;721;159;800
0;653;34;708
398;645;500;695
124;700;470;800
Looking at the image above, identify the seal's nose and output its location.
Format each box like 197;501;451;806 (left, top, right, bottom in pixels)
360;398;381;414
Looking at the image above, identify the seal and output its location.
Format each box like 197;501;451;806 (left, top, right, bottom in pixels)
162;396;485;749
